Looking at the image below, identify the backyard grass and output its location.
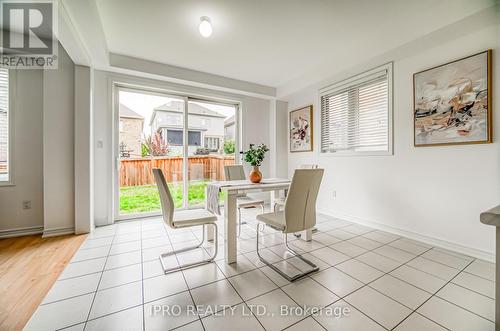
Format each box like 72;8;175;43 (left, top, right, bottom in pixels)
120;181;223;214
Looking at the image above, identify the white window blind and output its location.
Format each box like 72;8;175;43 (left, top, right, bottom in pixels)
0;68;8;182
320;64;392;155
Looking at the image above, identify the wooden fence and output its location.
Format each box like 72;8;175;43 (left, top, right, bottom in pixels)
120;155;235;186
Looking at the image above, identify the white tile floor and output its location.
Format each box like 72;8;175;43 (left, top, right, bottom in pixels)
24;209;496;331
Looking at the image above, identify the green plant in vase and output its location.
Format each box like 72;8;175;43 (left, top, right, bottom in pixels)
242;143;269;183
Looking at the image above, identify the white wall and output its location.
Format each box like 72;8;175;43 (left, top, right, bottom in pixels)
240;97;271;176
0;70;44;236
0;44;82;238
275;100;289;178
74;65;93;234
283;12;499;260
42;44;76;236
93;70;272;226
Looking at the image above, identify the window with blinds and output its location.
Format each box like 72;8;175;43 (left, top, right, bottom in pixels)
320;63;392;155
0;68;9;182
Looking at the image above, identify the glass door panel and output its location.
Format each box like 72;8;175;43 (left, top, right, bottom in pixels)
187;100;237;209
117;89;185;217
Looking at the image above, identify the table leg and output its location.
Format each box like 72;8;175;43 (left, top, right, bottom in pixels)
204;186;215;242
205;224;214;242
270;189;279;212
224;191;237;264
302;229;313;242
300;210;315;242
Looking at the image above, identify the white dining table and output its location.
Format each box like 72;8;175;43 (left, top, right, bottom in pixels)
205;178;313;265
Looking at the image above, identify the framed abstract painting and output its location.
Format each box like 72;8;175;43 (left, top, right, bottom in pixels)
290;105;313;152
413;50;492;147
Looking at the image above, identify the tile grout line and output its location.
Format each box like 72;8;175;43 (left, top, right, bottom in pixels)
81;225;118;331
176;225;208;331
244;225;392;330
461;269;496;282
211;257;269;330
175;223;263;329
388;257;478;330
446;280;495;300
311;243;436;330
339;244;473;330
307;236;468;330
140;218;146;331
214;210;291;330
230;212;351;329
45;215;494;331
432;294;495;324
124;222;491;330
203;209;317;329
307;236;411;331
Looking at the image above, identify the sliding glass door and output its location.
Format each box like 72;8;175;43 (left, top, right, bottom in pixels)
115;86;238;220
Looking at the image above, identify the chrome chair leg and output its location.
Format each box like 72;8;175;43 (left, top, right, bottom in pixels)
159;223;218;274
259;204;266;232
256;223;319;282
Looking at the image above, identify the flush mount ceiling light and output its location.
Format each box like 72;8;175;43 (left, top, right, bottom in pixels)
199;16;212;37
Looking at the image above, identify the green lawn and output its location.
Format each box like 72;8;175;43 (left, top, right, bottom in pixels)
120;181;223;214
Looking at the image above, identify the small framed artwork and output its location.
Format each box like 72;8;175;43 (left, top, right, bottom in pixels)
290;105;313;152
414;50;492;147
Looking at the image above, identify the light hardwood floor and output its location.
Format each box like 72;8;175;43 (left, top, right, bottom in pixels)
0;234;87;331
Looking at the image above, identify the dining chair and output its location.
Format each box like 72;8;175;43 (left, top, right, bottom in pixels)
153;168;218;274
224;165;265;237
256;168;324;281
273;164;318;212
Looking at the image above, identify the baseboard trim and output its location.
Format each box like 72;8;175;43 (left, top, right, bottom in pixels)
0;226;44;239
42;227;75;238
318;209;495;262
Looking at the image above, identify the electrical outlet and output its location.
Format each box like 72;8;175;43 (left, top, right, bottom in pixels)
22;200;31;210
332;190;337;199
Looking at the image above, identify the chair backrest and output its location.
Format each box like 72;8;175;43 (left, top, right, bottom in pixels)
284;168;324;233
300;164;318;169
152;168;175;228
224;165;246;181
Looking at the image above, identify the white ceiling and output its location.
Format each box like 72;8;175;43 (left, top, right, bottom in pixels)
68;0;494;93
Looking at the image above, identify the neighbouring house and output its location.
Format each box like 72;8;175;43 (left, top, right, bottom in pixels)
224;114;235;141
150;101;226;155
119;104;144;158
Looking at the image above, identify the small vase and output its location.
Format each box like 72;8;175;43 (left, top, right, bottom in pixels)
249;166;262;183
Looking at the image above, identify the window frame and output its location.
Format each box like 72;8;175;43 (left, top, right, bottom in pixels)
0;69;14;186
165;128;183;146
319;62;393;157
204;136;219;151
187;130;202;147
165;128;202;147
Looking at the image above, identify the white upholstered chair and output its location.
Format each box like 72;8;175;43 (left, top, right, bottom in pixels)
256;168;324;281
224;165;265;236
273;164;318;212
153;168;218;274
